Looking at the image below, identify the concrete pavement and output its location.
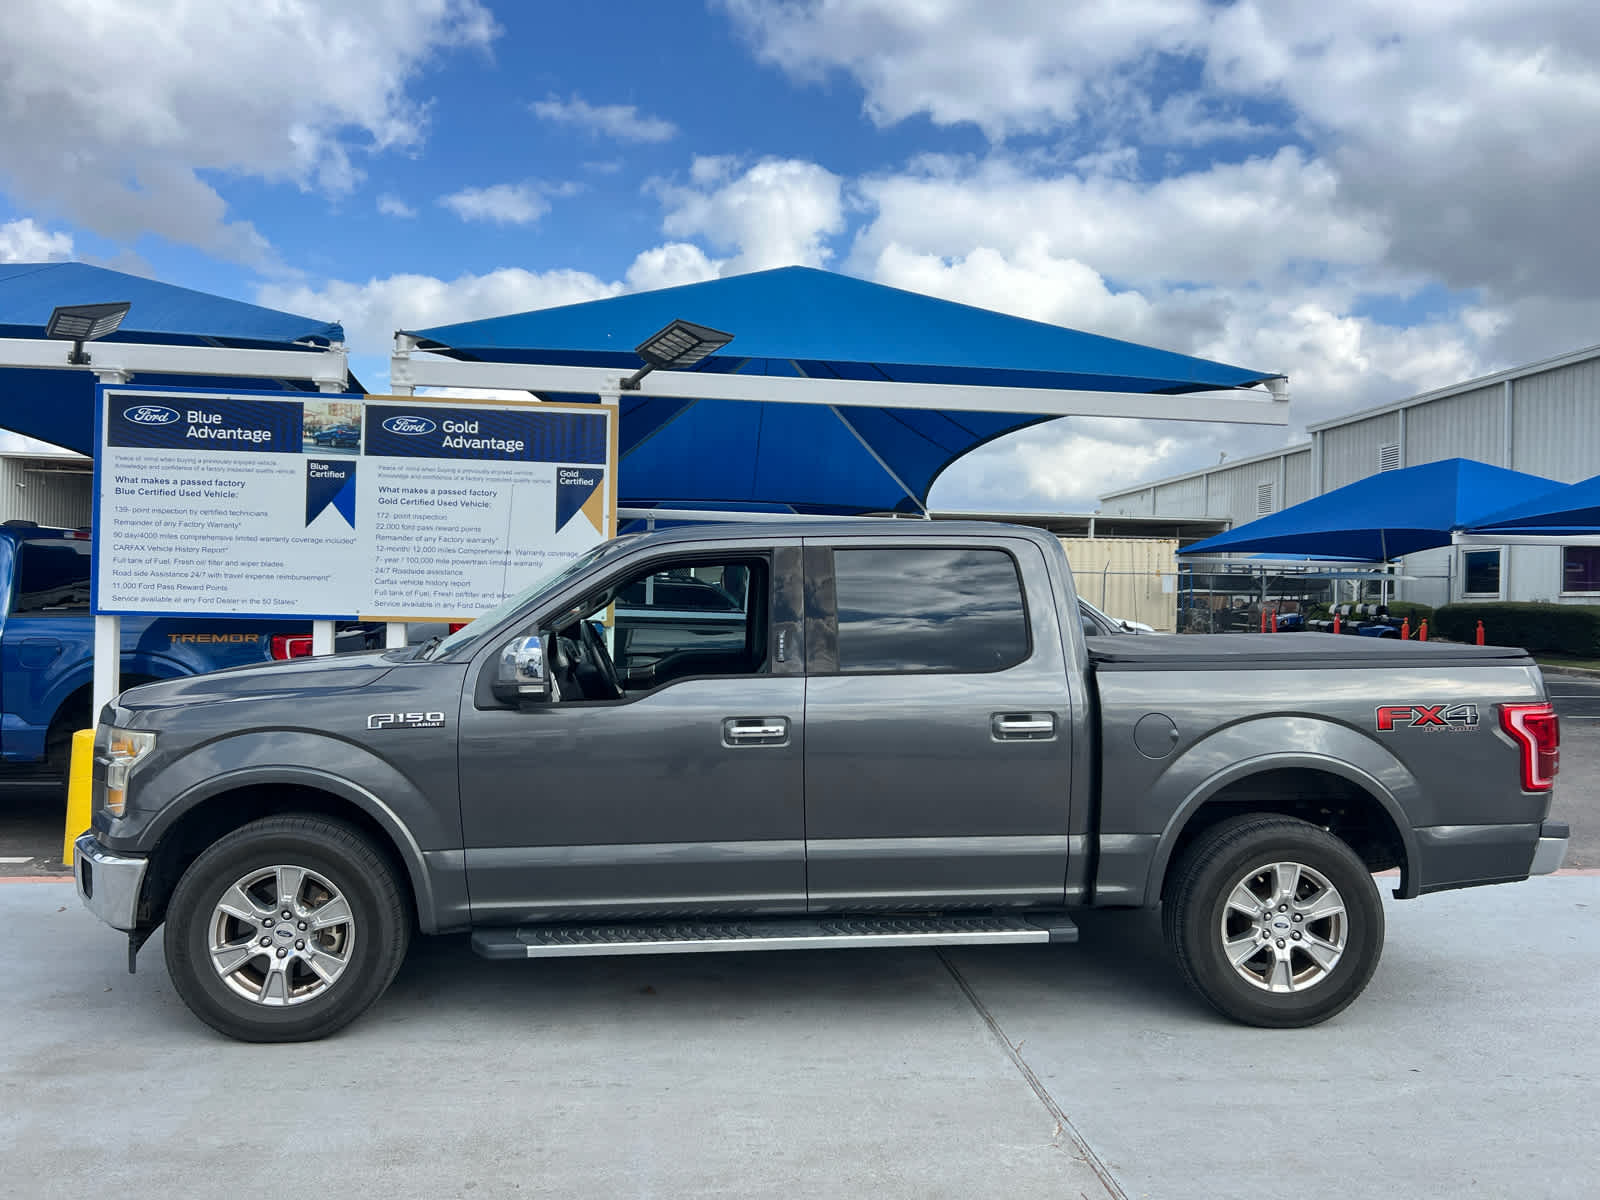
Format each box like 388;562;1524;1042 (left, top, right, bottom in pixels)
6;875;1597;1199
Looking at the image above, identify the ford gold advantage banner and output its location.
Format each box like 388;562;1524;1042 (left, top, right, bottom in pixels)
93;388;616;620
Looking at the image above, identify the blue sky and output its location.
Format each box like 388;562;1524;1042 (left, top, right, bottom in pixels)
3;1;1599;509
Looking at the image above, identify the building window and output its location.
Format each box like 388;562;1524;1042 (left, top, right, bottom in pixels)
833;547;1029;674
1563;547;1600;593
1462;549;1502;597
1256;482;1273;515
1378;442;1401;472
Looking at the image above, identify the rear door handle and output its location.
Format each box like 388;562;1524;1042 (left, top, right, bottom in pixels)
992;712;1057;741
722;717;790;747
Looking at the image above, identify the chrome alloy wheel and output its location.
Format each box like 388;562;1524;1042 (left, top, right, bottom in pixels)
1219;861;1348;993
207;865;356;1007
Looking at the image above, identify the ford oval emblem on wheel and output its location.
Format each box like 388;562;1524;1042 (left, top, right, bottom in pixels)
123;405;181;426
382;415;436;436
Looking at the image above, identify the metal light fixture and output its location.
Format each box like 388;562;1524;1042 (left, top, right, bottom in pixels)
46;301;132;365
620;318;734;390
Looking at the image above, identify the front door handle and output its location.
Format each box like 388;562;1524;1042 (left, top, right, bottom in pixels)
992;712;1057;741
722;717;790;747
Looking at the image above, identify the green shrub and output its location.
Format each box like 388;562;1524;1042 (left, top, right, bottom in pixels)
1435;603;1600;655
1385;601;1434;624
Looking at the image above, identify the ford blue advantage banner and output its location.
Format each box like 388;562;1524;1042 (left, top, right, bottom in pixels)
94;388;615;622
363;402;607;463
107;395;304;453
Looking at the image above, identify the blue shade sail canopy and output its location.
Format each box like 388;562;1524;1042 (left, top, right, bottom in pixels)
1465;472;1600;536
1179;458;1561;560
409;266;1281;515
0;262;350;454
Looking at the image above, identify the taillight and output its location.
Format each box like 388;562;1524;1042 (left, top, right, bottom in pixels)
270;634;314;661
1499;703;1559;791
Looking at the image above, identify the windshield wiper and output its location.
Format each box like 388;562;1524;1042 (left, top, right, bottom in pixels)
412;634;443;661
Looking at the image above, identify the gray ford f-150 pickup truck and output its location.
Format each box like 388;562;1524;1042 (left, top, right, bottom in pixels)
73;521;1567;1041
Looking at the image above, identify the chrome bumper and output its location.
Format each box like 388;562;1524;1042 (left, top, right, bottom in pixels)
1530;821;1570;876
73;833;148;931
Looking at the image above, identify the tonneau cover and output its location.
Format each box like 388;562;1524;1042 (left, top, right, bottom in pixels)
1088;633;1533;669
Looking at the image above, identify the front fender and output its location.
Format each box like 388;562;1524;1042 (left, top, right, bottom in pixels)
111;730;463;933
1138;716;1422;905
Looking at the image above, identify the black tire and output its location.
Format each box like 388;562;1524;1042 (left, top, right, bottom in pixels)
1163;814;1384;1028
163;815;410;1042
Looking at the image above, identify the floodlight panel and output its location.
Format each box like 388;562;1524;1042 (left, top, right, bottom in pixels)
633;319;734;369
45;300;131;342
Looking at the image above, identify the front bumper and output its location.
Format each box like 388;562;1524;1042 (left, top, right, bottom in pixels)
1530;820;1570;876
73;833;148;931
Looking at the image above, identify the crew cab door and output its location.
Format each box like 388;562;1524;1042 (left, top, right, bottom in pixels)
456;543;808;923
801;536;1073;910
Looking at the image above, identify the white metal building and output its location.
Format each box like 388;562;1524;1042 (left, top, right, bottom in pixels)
0;451;92;528
1101;342;1600;608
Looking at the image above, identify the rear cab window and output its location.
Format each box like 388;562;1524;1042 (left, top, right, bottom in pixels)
829;546;1031;674
11;538;93;614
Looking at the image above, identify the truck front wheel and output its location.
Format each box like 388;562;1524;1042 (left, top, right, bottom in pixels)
1163;815;1384;1028
163;815;411;1042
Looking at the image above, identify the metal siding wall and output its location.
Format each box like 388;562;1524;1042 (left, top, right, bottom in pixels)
1101;487;1155;516
1154;477;1206;514
0;461;93;528
1405;386;1505;466
1321;412;1399;490
1511;358;1600;482
1216;461;1281;526
1283;450;1313;505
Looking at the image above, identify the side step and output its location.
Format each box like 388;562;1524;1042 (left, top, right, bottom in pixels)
471;913;1078;960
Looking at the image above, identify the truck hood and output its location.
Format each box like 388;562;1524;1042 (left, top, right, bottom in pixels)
116;648;398;711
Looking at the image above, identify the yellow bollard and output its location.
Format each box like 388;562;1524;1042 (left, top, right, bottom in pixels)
61;729;96;866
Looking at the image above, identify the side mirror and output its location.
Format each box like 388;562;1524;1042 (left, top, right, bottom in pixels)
494;634;552;705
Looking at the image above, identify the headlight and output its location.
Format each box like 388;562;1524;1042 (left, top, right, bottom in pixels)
104;728;156;817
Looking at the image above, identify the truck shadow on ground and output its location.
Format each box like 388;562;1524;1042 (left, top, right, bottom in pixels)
366;906;1206;1037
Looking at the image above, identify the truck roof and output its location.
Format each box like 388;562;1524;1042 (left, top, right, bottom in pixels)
616;518;1061;551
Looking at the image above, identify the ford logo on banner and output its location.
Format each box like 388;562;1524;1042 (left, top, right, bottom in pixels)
124;405;181;426
382;415;436;436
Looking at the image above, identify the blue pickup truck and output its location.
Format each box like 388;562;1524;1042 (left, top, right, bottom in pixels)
0;522;374;786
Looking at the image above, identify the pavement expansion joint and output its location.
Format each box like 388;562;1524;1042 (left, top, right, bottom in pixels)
937;948;1130;1200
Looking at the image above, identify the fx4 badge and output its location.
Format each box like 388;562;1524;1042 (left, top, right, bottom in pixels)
367;711;446;731
1376;704;1479;732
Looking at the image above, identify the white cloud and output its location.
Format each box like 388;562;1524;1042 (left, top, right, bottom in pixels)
722;0;1208;140
0;0;498;262
258;267;624;361
0;217;73;263
439;183;550;225
377;194;418;218
532;94;678;143
657;157;845;273
624;243;724;291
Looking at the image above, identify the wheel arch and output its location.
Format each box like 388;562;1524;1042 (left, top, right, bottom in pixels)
1150;756;1419;906
138;768;437;934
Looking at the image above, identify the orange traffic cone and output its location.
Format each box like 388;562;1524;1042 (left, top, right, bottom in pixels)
1419;620;1428;642
1476;620;1485;645
1333;613;1341;635
1271;610;1279;633
1401;617;1411;640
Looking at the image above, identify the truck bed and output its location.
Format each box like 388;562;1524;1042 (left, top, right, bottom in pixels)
1087;633;1533;669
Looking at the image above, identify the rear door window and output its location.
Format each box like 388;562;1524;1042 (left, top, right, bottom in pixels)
831;547;1029;674
12;539;93;613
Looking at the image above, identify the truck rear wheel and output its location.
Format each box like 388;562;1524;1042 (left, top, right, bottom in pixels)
163;815;410;1042
1163;814;1384;1028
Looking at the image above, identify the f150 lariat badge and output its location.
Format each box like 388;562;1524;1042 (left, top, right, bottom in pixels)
1375;704;1479;732
367;711;447;730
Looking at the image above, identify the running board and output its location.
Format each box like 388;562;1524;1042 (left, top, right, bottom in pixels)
471;913;1078;960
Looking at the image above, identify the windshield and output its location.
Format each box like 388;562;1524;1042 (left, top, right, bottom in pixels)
421;539;629;660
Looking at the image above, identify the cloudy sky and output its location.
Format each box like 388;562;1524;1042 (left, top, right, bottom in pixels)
3;0;1597;508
